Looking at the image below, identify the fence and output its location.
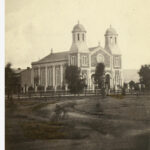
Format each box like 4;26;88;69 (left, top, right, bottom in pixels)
9;88;150;100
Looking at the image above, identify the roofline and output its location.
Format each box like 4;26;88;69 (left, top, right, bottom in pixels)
104;34;118;36
90;46;111;56
31;59;68;65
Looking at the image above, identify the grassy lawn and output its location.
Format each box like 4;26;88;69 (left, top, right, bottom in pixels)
5;95;150;150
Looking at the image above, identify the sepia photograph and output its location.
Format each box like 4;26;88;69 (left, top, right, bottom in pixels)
4;0;150;150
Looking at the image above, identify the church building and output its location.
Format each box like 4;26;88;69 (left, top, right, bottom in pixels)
31;22;123;91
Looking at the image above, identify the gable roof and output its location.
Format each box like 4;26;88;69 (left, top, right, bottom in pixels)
89;46;99;52
32;51;69;65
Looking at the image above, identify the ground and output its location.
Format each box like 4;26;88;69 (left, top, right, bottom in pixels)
5;95;150;150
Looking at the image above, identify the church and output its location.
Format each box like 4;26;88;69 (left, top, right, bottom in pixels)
31;22;123;91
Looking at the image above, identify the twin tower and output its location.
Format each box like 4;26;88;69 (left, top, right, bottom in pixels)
69;22;121;56
69;22;122;89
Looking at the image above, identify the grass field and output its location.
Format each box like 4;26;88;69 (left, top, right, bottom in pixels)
5;95;150;150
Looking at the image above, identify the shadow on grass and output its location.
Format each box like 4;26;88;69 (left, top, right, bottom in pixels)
20;120;88;140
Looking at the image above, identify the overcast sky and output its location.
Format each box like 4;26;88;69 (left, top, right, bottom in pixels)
5;0;150;69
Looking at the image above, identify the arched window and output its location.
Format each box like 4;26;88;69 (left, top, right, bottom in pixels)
97;54;104;63
110;37;112;43
71;56;76;65
82;34;84;41
115;70;120;83
82;56;88;66
77;33;80;41
114;56;120;67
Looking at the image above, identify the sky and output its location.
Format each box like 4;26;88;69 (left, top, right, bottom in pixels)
5;0;150;69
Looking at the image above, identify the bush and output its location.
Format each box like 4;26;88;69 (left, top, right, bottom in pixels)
28;86;34;92
57;85;62;90
37;85;44;92
122;87;126;96
46;86;54;91
62;85;65;90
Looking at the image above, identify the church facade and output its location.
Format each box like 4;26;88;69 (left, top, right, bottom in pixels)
31;22;123;91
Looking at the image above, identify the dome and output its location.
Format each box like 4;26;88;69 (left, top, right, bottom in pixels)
105;25;118;35
72;22;86;32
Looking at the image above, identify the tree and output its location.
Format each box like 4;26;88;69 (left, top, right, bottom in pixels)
94;63;105;97
5;63;15;99
134;83;140;96
138;64;150;90
65;65;87;94
122;83;127;95
129;80;135;90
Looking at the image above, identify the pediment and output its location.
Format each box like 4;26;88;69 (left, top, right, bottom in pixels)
91;48;111;68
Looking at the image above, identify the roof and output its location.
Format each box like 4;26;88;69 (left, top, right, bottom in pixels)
72;23;86;32
89;46;99;51
32;51;69;65
105;26;118;36
105;45;121;55
13;69;25;74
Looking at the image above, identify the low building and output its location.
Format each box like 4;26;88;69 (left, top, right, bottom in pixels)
13;68;25;93
20;67;32;93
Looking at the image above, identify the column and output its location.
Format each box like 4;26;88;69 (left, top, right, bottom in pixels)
77;53;80;67
89;54;91;68
121;70;124;87
38;67;40;85
60;65;63;87
52;65;55;90
45;66;48;91
88;70;91;89
31;68;34;87
68;54;70;65
110;76;113;89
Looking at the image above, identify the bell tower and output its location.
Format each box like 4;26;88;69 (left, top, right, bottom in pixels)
69;22;89;67
70;21;89;53
104;25;123;88
104;25;119;54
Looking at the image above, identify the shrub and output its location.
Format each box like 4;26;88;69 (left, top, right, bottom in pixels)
46;86;53;91
28;86;34;92
37;85;44;92
57;85;62;90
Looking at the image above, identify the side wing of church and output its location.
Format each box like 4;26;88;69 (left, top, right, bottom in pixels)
31;23;123;91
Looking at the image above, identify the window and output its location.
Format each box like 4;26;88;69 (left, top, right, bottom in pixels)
110;37;112;43
82;56;88;66
82;34;84;41
115;70;120;83
77;33;80;41
114;56;120;67
97;54;104;63
71;56;76;65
